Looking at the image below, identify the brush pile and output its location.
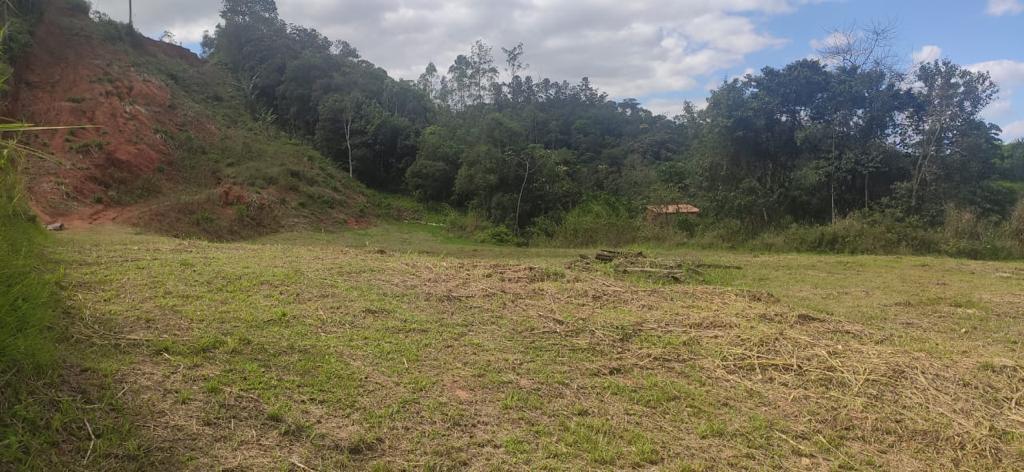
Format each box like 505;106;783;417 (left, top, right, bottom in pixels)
569;249;741;283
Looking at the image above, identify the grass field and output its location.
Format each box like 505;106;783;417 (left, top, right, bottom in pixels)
17;223;1024;470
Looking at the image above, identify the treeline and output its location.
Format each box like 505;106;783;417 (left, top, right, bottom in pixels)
204;0;1024;253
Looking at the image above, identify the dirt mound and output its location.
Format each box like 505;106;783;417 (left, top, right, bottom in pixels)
5;2;206;228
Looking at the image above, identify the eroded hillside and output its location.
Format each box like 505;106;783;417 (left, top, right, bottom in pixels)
6;1;375;239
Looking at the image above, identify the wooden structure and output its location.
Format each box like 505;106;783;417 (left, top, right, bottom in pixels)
645;203;700;226
646;203;699;217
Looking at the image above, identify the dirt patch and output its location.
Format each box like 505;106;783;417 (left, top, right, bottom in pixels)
6;3;207;226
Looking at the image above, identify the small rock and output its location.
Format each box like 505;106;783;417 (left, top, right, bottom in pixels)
46;222;65;231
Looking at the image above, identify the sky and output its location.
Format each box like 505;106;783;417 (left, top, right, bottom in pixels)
92;0;1024;140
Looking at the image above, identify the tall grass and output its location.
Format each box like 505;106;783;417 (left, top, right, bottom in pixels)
519;196;1024;260
0;142;63;465
0;13;65;462
0;148;58;374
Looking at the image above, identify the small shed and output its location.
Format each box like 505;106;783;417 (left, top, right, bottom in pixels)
645;203;700;224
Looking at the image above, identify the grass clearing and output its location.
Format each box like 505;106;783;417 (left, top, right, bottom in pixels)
27;223;1024;470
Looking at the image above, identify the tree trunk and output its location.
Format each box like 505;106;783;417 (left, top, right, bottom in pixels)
514;159;531;235
912;119;944;209
344;119;353;178
830;180;836;225
830;129;837;225
864;172;869;209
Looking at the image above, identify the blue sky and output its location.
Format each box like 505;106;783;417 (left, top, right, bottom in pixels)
93;0;1024;140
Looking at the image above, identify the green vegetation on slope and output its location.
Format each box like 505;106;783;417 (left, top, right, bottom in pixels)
32;224;1024;470
0;151;57;379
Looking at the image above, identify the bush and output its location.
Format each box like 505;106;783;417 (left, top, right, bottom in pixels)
1008;198;1024;248
753;215;942;255
738;209;1023;260
475;225;520;245
548;196;641;247
443;210;523;245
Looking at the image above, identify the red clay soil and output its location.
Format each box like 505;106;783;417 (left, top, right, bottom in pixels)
5;2;206;228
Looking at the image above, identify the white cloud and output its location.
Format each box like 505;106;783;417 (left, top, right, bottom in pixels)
89;0;798;99
703;67;756;92
911;45;942;64
969;60;1024;140
969;60;1024;88
809;31;847;51
986;0;1024;16
1002;120;1024;141
643;97;707;117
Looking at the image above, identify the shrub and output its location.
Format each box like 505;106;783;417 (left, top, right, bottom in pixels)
750;213;942;255
549;196;641;247
476;225;520;246
1008;198;1024;248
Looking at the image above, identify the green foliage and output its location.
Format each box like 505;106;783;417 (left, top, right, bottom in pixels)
750;214;942;256
0;0;59;383
741;209;1023;259
210;0;432;191
1008;198;1024;248
547;195;641;247
0;106;62;470
0;151;58;377
203;0;1022;258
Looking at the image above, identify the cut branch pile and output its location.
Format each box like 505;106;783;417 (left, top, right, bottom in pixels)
569;249;742;284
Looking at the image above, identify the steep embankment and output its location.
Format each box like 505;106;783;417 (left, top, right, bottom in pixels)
6;1;373;240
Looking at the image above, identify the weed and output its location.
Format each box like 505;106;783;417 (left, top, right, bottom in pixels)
67;138;106;155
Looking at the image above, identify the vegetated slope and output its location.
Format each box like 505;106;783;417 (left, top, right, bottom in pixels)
6;1;374;240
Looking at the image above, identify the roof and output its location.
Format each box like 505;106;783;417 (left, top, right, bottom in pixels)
646;204;701;215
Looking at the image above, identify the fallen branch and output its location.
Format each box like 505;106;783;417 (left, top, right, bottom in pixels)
83;418;96;464
290;458;319;472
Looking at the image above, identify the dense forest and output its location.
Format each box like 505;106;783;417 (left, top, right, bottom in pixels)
199;0;1024;252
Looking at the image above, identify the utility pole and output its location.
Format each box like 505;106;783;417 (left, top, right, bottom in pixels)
128;0;133;30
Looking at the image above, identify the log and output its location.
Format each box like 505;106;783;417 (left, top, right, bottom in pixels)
595;249;644;262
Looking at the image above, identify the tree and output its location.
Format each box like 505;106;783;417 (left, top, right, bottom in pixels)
159;31;180;46
406;126;461;201
904;60;998;211
501;42;527;79
220;0;279;25
317;95;378;177
417;62;441;102
816;20;900;75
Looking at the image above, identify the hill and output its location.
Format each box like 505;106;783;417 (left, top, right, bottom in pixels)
5;0;378;240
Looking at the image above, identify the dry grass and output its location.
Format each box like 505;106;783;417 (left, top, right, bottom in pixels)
32;224;1024;470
